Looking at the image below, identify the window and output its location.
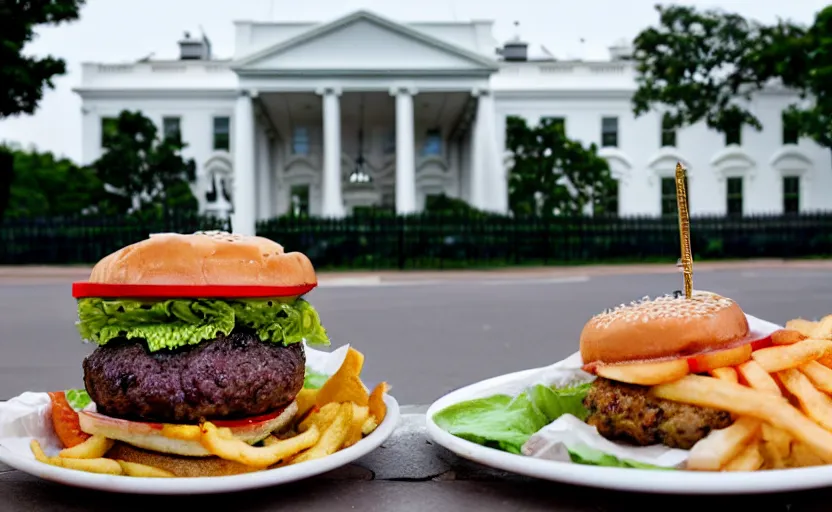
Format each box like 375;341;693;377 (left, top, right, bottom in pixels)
383;130;396;155
783;176;800;213
101;117;118;147
292;127;309;155
162;116;181;144
212;116;230;150
594;180;619;216
661;114;676;147
601;117;618;147
542;116;566;134
422;129;442;156
724;120;741;146
661;176;688;215
290;184;310;216
782;111;799;145
726;177;743;216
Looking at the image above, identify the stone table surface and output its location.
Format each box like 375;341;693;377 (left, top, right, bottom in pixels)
3;410;832;512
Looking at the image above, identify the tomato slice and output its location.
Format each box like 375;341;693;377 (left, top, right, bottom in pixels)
48;391;91;448
72;282;316;299
210;406;288;428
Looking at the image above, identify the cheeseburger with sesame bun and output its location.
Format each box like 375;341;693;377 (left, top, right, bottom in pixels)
579;290;773;450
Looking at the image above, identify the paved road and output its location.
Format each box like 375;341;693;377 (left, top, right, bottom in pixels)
3;267;832;403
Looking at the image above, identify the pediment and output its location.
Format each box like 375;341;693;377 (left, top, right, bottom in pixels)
233;11;497;74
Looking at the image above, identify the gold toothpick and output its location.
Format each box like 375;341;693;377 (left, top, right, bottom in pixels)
675;162;693;299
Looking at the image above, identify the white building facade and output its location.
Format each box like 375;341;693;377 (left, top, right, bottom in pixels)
74;10;832;236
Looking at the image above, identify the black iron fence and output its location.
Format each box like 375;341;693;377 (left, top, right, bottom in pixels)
0;212;231;265
258;212;832;270
1;211;831;268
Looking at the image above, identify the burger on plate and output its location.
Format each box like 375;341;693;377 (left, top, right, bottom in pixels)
578;290;773;450
69;231;329;475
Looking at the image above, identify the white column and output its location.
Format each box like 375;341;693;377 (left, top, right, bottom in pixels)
317;86;344;218
232;90;256;235
256;125;272;220
470;88;506;213
391;86;417;214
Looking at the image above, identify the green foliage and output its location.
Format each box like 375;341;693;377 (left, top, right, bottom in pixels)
505;116;616;217
631;4;832;149
0;0;86;117
91;110;198;215
1;143;112;219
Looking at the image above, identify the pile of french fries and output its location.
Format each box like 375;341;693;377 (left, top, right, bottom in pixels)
30;348;389;477
651;314;832;472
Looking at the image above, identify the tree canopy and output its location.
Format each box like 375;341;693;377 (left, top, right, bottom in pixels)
91;110;198;216
631;3;832;149
0;0;86;220
506;116;617;217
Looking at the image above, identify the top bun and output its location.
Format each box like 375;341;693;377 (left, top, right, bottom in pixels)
579;290;749;365
87;231;316;287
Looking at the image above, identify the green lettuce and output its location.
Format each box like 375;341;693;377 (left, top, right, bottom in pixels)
65;389;91;411
76;297;329;352
432;383;591;455
303;369;330;390
432;382;676;470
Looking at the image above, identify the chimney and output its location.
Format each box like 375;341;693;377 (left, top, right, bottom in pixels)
608;38;633;61
178;31;212;60
500;21;528;62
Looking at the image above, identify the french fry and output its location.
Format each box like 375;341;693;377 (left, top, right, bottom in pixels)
199;422;320;468
316;348;370;407
818;354;832;370
368;382;390;422
295;388;319;419
361;416;379;435
788;442;827;467
786;318;819;337
736;360;782;396
117;460;175;478
159;424;201;442
722;440;764;471
812;315;832;339
291;402;353;464
709;367;738;383
760;423;792;469
48;456;123;475
650;374;832;463
799;360;832;394
342;404;370;449
771;329;807;346
58;434;114;459
298;402;339;433
686;416;761;471
777;368;832;431
751;339;832;373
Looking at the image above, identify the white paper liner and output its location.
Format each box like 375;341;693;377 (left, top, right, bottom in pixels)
0;342;350;460
514;314;781;468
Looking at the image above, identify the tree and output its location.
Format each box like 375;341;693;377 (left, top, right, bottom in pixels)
2;143;110;219
630;4;831;152
91;110;198;216
0;0;86;220
505;116;617;217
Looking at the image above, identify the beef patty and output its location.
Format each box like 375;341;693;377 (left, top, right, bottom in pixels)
583;377;733;450
82;331;306;424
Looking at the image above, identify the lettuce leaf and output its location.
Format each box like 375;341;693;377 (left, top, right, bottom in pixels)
566;444;675;469
432;383;591;455
303;369;330;389
64;388;91;411
76;297;329;352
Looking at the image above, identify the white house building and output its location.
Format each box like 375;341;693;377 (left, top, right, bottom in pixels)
74;10;832;236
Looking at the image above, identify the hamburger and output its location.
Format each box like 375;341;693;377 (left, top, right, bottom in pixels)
578;290;773;450
68;231;330;476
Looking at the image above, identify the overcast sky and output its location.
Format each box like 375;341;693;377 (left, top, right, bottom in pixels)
1;0;827;163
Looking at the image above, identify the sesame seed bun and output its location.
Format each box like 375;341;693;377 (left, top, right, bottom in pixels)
579;291;749;365
87;231;316;287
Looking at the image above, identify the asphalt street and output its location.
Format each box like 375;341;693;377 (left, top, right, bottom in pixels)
2;267;832;405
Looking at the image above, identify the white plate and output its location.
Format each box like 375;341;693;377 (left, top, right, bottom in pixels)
0;394;399;495
426;365;832;495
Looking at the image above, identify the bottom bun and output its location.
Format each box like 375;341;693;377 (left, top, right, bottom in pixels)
105;443;263;477
79;401;298;457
